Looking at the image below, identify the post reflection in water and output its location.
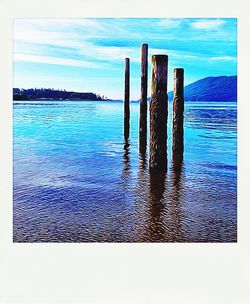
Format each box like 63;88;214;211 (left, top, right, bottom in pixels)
147;169;167;242
172;150;183;170
121;139;130;181
169;156;184;242
146;155;184;242
139;152;147;173
131;152;149;241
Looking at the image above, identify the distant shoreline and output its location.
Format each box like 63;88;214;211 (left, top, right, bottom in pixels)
13;75;237;102
13;98;114;102
13;99;237;103
13;88;108;102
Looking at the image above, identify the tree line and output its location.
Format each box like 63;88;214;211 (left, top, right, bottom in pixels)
13;88;108;101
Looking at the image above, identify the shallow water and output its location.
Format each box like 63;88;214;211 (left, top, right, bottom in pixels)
13;100;237;242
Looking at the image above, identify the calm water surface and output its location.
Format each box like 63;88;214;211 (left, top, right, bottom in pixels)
13;100;237;242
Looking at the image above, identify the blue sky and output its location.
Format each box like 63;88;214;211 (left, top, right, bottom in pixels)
14;18;237;100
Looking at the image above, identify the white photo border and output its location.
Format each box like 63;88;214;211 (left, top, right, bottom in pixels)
0;0;250;303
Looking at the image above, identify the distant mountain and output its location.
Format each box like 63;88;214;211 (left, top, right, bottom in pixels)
168;76;237;102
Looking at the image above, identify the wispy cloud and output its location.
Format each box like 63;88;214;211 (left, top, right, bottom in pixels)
14;20;137;64
148;48;197;60
14;18;109;32
79;45;140;62
210;56;236;62
157;19;182;28
14;28;83;48
190;19;226;30
14;53;100;68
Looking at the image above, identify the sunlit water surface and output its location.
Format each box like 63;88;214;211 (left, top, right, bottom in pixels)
13;100;237;242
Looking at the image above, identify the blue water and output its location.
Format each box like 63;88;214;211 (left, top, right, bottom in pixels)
13;100;237;242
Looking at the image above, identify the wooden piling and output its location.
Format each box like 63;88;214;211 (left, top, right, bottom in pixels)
124;58;130;140
149;55;168;172
172;68;184;161
139;44;148;153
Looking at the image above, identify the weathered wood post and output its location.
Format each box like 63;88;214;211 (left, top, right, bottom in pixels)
172;68;184;162
124;58;130;140
149;55;168;172
139;44;148;153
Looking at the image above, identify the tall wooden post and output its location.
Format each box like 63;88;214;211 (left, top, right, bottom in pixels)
124;58;130;140
139;44;148;153
149;55;168;172
172;68;184;162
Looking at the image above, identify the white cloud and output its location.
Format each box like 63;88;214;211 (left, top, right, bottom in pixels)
14;20;136;63
191;19;226;29
210;56;236;62
157;19;182;28
149;48;197;60
14;22;138;65
14;53;99;68
78;45;141;63
14;27;83;48
63;19;109;32
14;18;108;33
